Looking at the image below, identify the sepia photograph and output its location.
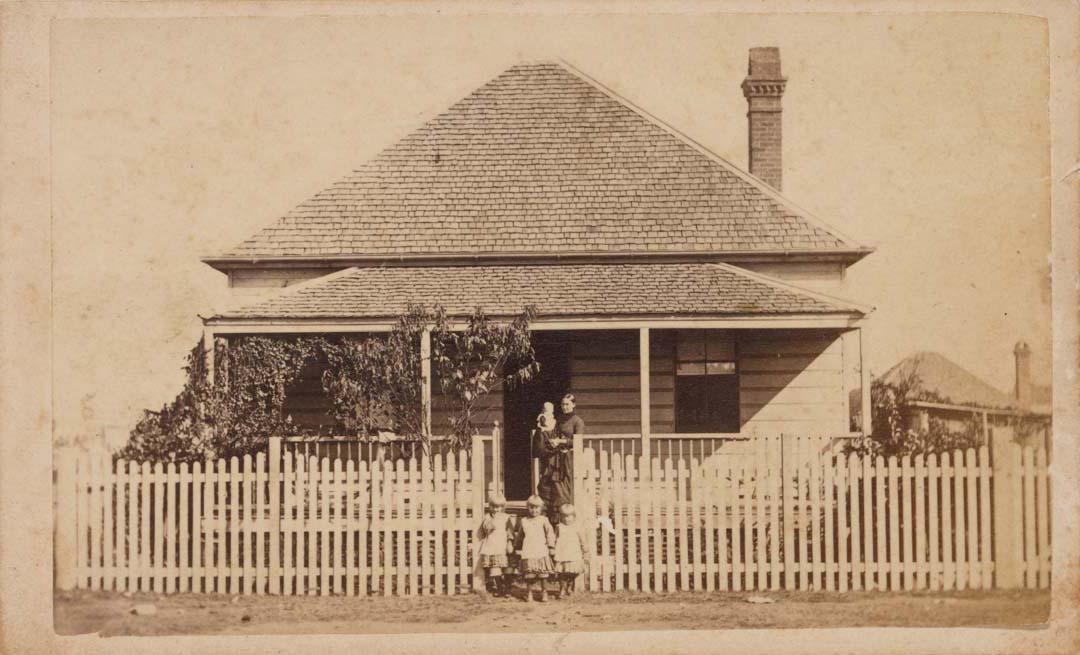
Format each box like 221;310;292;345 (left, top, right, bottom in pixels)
0;1;1076;652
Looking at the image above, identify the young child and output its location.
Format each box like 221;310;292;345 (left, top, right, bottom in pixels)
553;504;590;598
476;494;516;597
536;402;557;435
514;495;557;602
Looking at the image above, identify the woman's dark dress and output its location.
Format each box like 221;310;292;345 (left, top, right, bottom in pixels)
534;412;585;514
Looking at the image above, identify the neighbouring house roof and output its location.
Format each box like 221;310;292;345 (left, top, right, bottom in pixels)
205;61;870;269
211;262;868;321
880;352;1019;411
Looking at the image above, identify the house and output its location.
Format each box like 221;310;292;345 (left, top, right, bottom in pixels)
199;49;875;500
853;346;1051;450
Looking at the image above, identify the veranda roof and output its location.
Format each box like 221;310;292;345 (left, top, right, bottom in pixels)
206;61;870;266
211;262;869;321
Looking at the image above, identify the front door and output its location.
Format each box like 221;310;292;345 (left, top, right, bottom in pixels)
502;332;572;501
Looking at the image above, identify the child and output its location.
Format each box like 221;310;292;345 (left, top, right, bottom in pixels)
536;402;557;435
514;495;557;602
553;504;590;598
476;494;516;597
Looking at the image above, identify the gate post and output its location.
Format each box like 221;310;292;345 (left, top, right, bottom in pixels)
54;447;78;591
990;427;1023;588
268;437;282;594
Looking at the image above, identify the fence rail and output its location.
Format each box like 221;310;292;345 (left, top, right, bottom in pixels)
55;434;1050;596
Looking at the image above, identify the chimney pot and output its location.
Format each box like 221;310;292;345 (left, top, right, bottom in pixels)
742;47;787;190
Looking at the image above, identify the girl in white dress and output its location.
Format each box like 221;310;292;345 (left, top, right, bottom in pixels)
513;495;557;602
553;504;590;597
476;494;515;596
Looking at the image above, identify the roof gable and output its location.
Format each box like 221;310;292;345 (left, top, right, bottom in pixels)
214;61;869;263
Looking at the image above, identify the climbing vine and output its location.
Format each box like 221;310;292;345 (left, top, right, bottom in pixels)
119;305;538;462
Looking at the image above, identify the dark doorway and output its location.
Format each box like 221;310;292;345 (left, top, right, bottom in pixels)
503;332;572;501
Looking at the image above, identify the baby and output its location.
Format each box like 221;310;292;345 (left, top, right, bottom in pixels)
536;402;557;434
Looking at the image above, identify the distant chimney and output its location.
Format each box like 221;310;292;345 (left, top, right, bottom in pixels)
742;47;787;190
1014;341;1032;405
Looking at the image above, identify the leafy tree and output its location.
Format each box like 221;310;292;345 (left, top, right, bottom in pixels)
431;306;539;450
848;367;982;458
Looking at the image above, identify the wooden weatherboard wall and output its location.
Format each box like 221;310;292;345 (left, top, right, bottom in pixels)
568;330;673;435
738;329;848;435
566;329;848;436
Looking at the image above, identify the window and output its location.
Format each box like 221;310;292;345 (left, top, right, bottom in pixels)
674;330;740;433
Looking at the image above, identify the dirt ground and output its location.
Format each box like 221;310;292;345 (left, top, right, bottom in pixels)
54;587;1050;636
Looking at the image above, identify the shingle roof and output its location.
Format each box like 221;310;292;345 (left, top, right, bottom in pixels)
215;61;866;261
214;262;866;320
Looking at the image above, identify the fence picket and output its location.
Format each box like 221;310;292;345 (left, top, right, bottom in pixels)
1022;447;1036;588
768;438;781;592
127;460;139;593
382;459;393;597
964;448;979;589
782;437;794;591
282;452;295;595
191;461;203;593
927;454;940;591
357;461;370;595
873;456;886;591
664;458;676;593
901;455;914;590
241;455;253;595
102;454;115;592
445;453;457;596
304;455;317;595
628;456;642;592
912;455;925;590
333;457;345;595
835;451;848;593
847;453;862;592
650;458;662;592
613;456;626;592
715;464;728;591
179;461;190;593
1035;448;1050;588
886;456;899;591
809;445;821;591
953;450;967;591
256;452;266;595
456;452;468;594
823;447;835;592
860;454;873;591
743;459;756;591
940;452;954;590
979;446;993;588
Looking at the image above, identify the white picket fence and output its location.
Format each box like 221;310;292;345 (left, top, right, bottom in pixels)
55;438;488;595
55;435;1050;595
571;436;1051;592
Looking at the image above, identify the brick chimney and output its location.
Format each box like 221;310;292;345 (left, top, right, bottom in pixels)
742;47;787;190
1014;340;1032;405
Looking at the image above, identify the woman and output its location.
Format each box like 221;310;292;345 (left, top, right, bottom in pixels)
535;393;585;522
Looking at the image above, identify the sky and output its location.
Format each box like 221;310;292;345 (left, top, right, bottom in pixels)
50;12;1052;443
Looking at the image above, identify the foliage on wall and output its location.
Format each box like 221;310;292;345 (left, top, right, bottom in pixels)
119;305;538;462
